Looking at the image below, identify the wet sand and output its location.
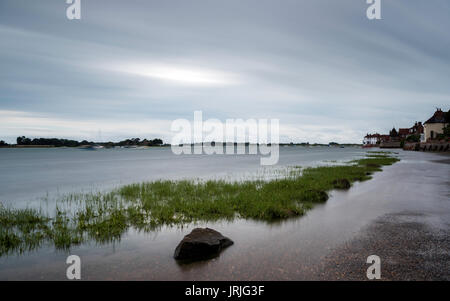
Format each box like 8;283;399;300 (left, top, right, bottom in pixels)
317;152;450;280
316;153;450;281
0;150;448;280
317;212;450;280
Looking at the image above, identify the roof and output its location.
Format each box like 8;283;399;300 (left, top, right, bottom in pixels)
410;122;424;134
364;133;380;138
424;109;447;124
398;128;410;136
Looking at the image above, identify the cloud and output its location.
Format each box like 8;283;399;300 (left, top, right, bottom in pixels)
0;0;449;144
0;110;174;143
103;62;241;86
0;110;367;145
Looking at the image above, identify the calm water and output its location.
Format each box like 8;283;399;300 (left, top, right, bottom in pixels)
0;147;448;280
0;146;366;205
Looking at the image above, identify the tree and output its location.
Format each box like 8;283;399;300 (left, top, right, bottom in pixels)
406;134;420;143
442;110;450;138
17;136;31;145
150;138;163;146
16;136;80;147
0;140;7;146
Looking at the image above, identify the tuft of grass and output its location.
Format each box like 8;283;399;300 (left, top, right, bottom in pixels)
0;153;400;256
0;230;21;256
0;206;50;256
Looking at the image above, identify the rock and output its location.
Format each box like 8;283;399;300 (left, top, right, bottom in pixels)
332;178;351;189
174;228;233;261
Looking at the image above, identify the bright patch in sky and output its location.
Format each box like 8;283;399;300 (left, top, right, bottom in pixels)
109;63;239;86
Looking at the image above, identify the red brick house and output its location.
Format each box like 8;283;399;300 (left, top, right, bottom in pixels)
409;122;424;135
398;128;410;138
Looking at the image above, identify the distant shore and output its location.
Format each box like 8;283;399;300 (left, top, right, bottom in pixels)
0;144;170;148
0;143;363;149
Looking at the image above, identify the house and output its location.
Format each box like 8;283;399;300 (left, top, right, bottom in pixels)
407;121;424;142
423;109;448;141
379;135;390;142
363;108;448;150
398;128;410;138
395;122;425;142
377;128;402;148
387;123;424;143
409;122;424;135
363;133;393;146
363;133;380;145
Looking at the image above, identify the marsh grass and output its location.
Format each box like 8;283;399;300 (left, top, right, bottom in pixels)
0;207;50;255
0;154;399;256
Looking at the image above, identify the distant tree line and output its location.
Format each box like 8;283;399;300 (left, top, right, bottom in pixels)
0;140;8;146
17;136;82;147
15;136;164;147
103;138;164;147
120;138;163;146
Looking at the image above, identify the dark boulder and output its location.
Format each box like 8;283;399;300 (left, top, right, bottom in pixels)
332;178;351;189
174;228;233;261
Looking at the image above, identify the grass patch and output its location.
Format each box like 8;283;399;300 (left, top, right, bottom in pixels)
0;153;399;256
0;207;50;255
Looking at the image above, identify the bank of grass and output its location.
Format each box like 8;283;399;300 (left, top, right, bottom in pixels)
0;154;399;256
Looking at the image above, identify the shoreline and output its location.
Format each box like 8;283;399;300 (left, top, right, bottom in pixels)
0;150;448;280
0;153;399;257
0;145;171;149
0;144;362;149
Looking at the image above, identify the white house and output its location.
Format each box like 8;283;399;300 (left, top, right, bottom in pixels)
423;109;448;142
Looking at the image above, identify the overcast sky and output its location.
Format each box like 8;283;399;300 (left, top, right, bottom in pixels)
0;0;449;144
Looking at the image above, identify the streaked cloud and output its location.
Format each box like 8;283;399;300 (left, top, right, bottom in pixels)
104;62;240;86
0;0;449;144
0;110;174;142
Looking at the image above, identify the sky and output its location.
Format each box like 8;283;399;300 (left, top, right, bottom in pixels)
0;0;449;144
